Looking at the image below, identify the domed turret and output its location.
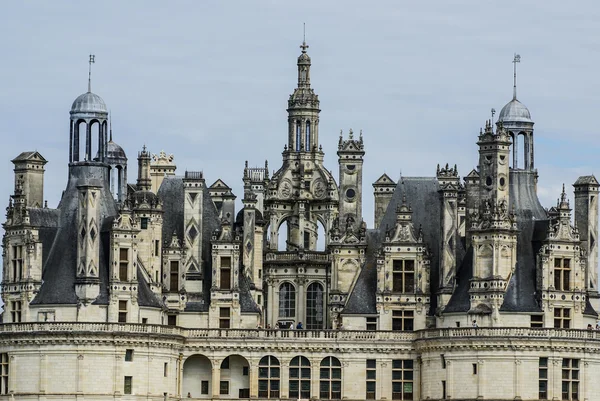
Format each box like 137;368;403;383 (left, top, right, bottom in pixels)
497;98;532;124
495;54;535;171
106;120;128;203
70;92;108;115
69;55;109;164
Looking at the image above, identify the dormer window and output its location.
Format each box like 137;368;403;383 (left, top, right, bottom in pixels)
392;260;415;293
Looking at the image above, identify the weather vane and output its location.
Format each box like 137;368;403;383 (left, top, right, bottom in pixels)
512;53;520;100
300;23;309;53
88;54;95;92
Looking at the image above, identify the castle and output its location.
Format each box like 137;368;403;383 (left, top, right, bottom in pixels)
1;42;599;401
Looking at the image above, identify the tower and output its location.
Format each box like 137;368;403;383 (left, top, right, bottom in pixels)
573;175;599;293
150;150;177;193
337;129;365;231
75;183;102;303
436;163;460;311
468;121;518;320
11;152;47;208
372;173;396;229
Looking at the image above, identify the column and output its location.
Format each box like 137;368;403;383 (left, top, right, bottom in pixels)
39;354;47;393
86;122;92;161
476;359;484;399
8;356;15;394
513;133;518;169
446;360;453;399
76;354;84;394
379;359;392;400
311;360;320;399
249;360;259;398
514;359;522;400
297;279;305;327
211;364;221;398
551;357;561;401
267;281;275;327
582;360;588;401
114;354;122;395
280;361;289;399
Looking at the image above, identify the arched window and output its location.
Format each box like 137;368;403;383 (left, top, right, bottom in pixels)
279;282;296;319
320;357;342;399
258;356;280;398
289;356;311;399
296;121;301;152
305;120;311;150
306;282;324;329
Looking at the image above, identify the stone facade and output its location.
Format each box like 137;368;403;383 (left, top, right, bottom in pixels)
1;41;600;401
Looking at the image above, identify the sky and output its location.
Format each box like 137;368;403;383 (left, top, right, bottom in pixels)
0;2;599;261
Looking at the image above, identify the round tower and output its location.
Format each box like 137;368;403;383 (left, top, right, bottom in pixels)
106;121;128;203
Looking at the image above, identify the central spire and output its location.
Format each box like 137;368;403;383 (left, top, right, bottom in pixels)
287;32;320;154
88;54;95;93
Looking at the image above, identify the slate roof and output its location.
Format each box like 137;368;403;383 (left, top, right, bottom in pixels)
445;170;548;313
344;176;447;315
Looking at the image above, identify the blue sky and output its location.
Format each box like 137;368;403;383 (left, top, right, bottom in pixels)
1;1;599;239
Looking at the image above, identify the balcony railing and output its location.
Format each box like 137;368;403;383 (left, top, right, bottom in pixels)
265;250;330;264
0;323;599;342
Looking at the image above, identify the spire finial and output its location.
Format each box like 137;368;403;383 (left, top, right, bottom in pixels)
300;23;309;53
512;53;521;100
109;110;113;141
88;54;95;93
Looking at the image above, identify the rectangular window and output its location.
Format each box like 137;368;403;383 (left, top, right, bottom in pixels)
141;217;149;229
219;307;231;329
472;363;477;375
243;366;249;376
392;359;413;400
124;376;132;395
441;354;446;369
562;358;579;400
0;353;8;395
11;245;23;281
304;231;310;249
220;257;231;289
366;317;377;331
539;357;548;400
531;315;544;328
392;260;415;293
392;310;414;331
167;315;177;326
366;359;376;400
164;362;168;377
118;300;127;323
442;380;446;400
125;349;134;362
170;261;179;292
154;240;160;257
142;318;148;324
119;248;128;281
201;381;209;395
554;258;571;291
11;301;22;323
220;381;229;395
554;308;571;329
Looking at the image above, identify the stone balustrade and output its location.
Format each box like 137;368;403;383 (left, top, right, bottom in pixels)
264;250;330;263
0;322;599;342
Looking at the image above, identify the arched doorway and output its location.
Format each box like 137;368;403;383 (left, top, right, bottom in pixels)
220;355;250;398
182;355;212;399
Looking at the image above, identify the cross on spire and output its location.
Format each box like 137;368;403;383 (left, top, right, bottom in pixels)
512;53;521;100
88;54;95;93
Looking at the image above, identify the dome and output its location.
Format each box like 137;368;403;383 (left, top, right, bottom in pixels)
497;98;532;124
70;92;108;114
106;140;127;163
